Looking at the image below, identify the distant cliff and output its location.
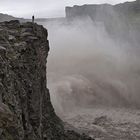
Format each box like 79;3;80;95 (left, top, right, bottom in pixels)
0;20;94;140
65;0;140;19
65;0;140;43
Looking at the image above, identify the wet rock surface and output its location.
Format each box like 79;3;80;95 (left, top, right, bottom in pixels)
0;20;94;140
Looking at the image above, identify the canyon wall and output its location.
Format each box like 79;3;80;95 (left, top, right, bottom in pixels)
65;0;140;43
66;0;140;19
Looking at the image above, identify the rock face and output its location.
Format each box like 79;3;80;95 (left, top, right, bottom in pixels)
0;20;94;140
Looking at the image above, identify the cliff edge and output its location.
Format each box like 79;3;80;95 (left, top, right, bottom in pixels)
0;20;93;140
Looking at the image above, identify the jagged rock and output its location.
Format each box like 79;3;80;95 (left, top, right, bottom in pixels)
0;20;94;140
0;46;6;50
21;32;34;37
0;103;13;127
8;35;16;41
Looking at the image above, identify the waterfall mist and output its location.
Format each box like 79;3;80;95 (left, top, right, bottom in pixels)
39;15;140;115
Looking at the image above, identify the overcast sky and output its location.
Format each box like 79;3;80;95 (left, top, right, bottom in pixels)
0;0;135;18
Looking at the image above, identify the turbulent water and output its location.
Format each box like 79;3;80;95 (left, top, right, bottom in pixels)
63;107;140;140
39;18;140;111
38;14;140;139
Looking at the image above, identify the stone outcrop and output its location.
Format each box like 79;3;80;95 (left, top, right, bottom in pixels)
0;20;94;140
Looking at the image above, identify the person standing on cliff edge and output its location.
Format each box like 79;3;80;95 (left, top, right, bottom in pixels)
32;15;35;23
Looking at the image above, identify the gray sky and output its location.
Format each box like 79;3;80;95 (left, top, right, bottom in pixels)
0;0;135;18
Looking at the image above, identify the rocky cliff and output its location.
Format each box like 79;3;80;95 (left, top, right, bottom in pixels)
0;20;94;140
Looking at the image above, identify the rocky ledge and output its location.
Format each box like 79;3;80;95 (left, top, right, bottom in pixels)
0;20;94;140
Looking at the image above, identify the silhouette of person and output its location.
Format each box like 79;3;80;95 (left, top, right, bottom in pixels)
32;15;35;23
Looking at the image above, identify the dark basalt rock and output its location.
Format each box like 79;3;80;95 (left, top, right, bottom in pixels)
0;20;94;140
